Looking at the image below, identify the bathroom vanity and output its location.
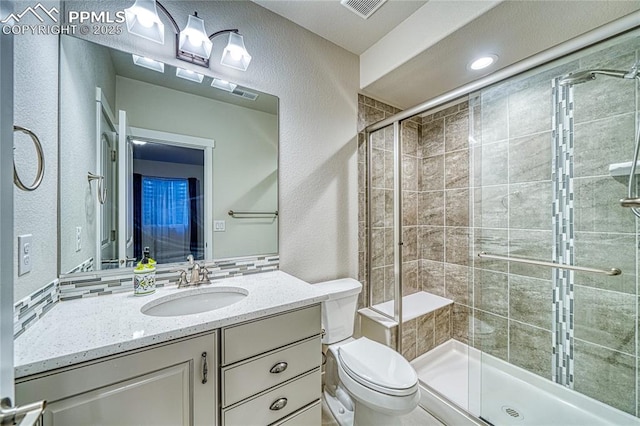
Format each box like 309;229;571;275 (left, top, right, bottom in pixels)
14;272;325;426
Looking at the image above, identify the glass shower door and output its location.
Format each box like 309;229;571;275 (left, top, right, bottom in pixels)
367;123;400;347
472;29;640;425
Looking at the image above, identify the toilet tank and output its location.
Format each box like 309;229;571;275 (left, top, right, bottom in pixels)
313;278;362;344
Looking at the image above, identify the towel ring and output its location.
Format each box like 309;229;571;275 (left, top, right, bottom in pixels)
87;172;107;205
13;125;45;191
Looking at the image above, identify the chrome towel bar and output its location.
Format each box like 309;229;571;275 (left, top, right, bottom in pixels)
620;197;640;207
477;252;622;276
87;172;107;205
228;210;278;218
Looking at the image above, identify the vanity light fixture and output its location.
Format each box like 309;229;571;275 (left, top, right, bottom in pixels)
124;0;252;71
211;78;238;92
132;55;165;73
178;13;213;63
220;32;252;71
176;67;205;83
469;55;498;71
124;0;165;44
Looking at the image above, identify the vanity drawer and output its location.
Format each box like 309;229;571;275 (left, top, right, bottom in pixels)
222;335;321;407
272;401;321;426
222;304;321;365
222;368;320;426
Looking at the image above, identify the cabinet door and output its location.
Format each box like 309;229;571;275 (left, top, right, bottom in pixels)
16;332;217;426
44;362;190;426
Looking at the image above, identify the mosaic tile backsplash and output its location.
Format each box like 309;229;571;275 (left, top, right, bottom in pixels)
14;255;279;337
14;279;58;339
59;255;280;300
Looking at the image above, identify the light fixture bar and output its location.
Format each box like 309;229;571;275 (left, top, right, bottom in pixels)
125;1;252;71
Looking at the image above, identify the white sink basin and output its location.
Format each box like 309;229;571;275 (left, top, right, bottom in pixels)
141;286;248;317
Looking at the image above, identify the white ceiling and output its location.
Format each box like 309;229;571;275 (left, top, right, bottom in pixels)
253;0;640;110
361;0;640;109
252;0;427;55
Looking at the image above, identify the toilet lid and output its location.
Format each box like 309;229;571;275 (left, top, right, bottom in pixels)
337;337;418;393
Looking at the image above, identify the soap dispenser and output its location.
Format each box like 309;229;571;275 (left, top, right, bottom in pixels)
133;247;156;296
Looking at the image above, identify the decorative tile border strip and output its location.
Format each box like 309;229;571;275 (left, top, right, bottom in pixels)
551;79;575;387
59;255;279;301
14;279;59;339
66;257;95;274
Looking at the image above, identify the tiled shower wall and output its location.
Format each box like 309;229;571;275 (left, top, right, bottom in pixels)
357;95;462;360
472;33;640;416
358;30;640;417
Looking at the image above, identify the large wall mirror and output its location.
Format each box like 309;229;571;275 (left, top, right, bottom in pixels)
59;35;278;275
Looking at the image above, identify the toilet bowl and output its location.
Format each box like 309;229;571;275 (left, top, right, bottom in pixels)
315;279;420;426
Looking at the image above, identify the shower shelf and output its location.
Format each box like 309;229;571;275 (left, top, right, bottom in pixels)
608;161;640;177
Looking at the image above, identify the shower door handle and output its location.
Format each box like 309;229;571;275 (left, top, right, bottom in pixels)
620;197;640;207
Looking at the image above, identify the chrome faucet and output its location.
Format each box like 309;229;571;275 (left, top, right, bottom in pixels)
187;255;201;284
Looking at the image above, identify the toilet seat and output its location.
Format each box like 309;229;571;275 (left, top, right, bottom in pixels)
337;337;418;397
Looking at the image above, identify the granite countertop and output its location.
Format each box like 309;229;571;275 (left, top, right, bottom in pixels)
15;271;327;378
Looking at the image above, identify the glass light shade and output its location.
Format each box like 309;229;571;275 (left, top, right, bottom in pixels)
176;67;204;83
179;14;213;60
132;55;165;73
221;32;252;71
124;0;165;45
211;78;237;92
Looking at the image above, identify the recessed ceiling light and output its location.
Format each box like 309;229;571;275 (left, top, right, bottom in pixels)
469;55;498;71
131;139;147;146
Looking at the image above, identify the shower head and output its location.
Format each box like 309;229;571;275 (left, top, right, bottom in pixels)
559;60;640;86
558;69;631;86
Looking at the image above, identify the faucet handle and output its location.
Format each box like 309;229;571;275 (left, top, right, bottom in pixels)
200;266;210;284
171;270;189;288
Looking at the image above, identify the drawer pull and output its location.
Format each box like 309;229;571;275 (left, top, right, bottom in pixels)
269;362;288;374
269;398;288;411
201;352;208;384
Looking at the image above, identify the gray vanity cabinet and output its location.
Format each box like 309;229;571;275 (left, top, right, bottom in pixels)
220;304;322;426
15;332;217;426
14;303;323;426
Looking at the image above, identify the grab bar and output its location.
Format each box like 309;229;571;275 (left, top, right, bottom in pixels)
477;252;622;276
13;125;45;191
228;210;278;218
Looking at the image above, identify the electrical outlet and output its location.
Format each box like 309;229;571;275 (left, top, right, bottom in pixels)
76;226;82;252
214;220;226;232
18;234;32;276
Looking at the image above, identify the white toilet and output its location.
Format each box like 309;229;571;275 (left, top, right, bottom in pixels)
315;278;420;426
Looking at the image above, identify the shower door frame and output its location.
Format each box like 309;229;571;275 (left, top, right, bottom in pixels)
366;121;404;354
363;12;640;359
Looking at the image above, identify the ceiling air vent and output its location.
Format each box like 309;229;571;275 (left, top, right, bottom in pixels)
230;88;259;101
340;0;387;19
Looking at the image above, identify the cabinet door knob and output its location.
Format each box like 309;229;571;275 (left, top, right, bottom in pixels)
269;398;288;411
269;362;288;374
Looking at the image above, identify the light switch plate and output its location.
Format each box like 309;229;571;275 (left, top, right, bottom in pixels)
18;234;32;276
214;220;226;232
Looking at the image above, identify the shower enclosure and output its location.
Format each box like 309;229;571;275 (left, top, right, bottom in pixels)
360;18;640;425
